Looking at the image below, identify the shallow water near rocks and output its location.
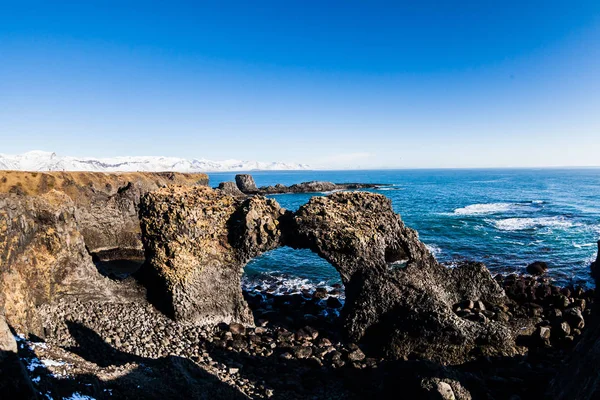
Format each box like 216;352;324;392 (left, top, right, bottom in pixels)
208;169;600;288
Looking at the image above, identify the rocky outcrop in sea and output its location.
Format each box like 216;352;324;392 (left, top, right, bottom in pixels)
227;173;386;195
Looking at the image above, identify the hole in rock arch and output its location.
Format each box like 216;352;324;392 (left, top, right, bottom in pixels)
91;248;145;281
242;247;345;330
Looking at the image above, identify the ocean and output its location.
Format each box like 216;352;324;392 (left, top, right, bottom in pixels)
208;169;600;289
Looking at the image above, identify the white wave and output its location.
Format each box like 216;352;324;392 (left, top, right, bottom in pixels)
453;203;516;215
491;217;575;231
425;244;442;256
573;242;595;249
242;273;343;298
531;200;545;204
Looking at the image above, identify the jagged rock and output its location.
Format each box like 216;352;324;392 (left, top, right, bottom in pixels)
0;191;121;335
217;181;246;197
139;186;289;325
0;315;37;399
235;174;258;193
290;192;516;364
0;171;208;261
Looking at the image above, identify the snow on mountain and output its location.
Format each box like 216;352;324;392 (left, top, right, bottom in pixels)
0;151;311;172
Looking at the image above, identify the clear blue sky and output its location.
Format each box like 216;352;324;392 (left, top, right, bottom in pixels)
1;1;599;168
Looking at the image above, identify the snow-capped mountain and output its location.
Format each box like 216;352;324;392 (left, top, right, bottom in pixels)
0;151;311;172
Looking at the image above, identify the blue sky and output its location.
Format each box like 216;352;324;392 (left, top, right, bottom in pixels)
1;1;599;168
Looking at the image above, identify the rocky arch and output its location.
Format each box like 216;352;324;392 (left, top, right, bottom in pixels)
139;186;520;364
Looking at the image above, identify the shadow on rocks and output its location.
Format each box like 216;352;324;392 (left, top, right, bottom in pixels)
57;322;246;400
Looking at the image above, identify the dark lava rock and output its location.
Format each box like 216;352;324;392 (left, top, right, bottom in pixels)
526;261;549;276
234;174;258;193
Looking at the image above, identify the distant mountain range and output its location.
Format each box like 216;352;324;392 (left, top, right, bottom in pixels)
0;151;311;172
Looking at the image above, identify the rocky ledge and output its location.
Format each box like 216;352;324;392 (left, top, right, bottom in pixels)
227;173;387;195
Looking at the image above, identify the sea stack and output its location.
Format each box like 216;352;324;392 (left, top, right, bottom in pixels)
235;174;258;193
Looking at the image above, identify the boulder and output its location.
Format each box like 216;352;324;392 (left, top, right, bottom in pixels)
0;171;209;261
0;191;120;335
526;261;548;276
235;174;258;193
139;186;290;325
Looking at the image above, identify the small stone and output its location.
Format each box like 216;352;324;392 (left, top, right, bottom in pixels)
554;321;571;338
564;308;585;329
293;346;313;359
348;348;366;362
536;326;551;340
228;323;246;335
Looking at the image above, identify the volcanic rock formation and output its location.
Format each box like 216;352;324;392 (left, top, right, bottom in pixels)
139;186;290;325
0;171;208;261
139;187;518;364
0;191;119;336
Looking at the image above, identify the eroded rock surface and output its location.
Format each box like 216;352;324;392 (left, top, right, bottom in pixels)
140;188;518;364
139;186;289;325
0;171;209;260
0;191;120;336
290;192;515;364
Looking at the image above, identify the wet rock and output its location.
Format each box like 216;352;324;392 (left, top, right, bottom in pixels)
526;261;548;276
326;296;343;308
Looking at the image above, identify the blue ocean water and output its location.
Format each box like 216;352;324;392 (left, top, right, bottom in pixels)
208;169;600;288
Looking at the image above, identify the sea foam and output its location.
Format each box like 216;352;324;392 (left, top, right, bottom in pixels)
491;217;575;231
453;203;516;215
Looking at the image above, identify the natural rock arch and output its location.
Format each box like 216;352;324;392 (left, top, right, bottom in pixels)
139;186;520;364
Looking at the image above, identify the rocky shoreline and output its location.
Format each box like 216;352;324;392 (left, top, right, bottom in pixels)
2;171;600;399
7;272;595;400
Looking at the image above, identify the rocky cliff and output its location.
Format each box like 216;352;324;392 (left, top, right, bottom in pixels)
0;191;120;336
0;171;208;260
139;187;519;364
